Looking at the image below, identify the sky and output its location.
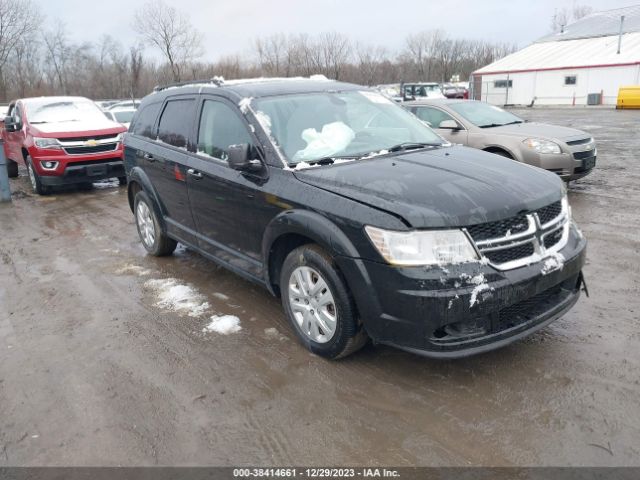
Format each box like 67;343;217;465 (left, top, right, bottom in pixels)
39;0;637;62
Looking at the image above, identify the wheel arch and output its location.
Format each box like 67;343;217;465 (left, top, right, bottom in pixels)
482;145;518;160
262;210;360;297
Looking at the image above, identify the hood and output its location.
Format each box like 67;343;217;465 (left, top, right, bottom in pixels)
485;122;591;142
29;118;126;138
293;145;564;228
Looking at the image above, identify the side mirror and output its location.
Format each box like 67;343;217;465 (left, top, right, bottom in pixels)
228;143;262;172
4;116;16;132
439;119;460;130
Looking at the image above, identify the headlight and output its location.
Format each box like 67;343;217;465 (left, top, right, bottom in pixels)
365;226;479;266
34;137;62;149
523;138;562;154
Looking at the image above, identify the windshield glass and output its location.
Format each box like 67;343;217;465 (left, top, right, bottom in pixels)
449;101;522;128
253;90;443;165
113;110;135;123
26;99;108;124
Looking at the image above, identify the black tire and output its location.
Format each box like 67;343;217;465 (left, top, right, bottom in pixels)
118;176;127;186
133;190;177;256
26;156;51;195
280;244;368;359
78;182;94;191
6;160;19;178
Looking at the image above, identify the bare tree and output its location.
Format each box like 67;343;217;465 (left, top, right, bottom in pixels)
355;43;388;86
133;0;204;82
572;4;593;20
0;0;41;97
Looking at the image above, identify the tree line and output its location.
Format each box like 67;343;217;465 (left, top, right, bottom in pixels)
0;0;518;103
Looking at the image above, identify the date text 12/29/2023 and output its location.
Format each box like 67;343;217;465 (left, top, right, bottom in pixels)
233;468;401;478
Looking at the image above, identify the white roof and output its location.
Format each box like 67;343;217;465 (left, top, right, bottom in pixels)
538;5;640;42
474;31;640;74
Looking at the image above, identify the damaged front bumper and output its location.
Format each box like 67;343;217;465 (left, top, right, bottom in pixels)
337;225;587;358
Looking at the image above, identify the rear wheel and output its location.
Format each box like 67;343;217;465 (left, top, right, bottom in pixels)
134;190;177;256
6;160;19;178
26;156;51;195
280;244;368;359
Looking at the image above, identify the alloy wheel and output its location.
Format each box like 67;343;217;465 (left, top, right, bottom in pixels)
136;201;156;248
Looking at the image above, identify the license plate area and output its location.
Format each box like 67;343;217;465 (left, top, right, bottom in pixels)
86;164;108;176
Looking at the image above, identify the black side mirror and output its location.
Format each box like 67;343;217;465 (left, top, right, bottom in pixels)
228;144;262;172
4;116;16;132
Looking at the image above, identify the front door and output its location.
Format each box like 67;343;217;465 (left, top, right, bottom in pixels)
3;103;23;164
411;105;468;144
186;96;267;279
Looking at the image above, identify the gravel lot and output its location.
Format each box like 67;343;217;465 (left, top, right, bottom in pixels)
0;107;638;466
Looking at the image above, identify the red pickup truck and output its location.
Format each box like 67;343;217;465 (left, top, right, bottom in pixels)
2;96;128;194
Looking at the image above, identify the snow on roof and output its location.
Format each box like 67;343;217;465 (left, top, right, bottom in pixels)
474;31;640;75
538;5;640;43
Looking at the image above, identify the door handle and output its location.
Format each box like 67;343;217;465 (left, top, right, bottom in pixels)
187;168;203;179
143;153;155;162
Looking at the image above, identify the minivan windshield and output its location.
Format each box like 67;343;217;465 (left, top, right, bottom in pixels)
26;98;109;124
449;101;523;128
253;90;444;165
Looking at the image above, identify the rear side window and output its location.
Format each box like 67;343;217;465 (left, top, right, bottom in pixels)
132;102;162;139
197;100;252;161
157;98;196;148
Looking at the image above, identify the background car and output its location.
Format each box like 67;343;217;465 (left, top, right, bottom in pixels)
2;96;127;193
108;100;141;111
401;82;445;100
405;99;596;181
104;107;136;129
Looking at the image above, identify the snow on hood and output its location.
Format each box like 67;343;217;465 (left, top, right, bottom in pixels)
31;118;125;136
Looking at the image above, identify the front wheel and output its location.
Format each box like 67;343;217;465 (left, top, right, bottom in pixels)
134;190;177;256
280;244;368;359
26;156;51;195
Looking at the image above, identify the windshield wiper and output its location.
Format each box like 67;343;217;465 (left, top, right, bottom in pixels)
502;120;523;126
478;123;505;128
387;142;442;152
289;155;359;168
29;121;49;124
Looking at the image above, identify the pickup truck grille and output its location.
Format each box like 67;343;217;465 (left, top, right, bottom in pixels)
465;199;569;270
64;144;118;155
57;135;120;156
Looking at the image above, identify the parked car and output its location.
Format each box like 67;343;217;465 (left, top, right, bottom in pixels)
401;82;445;100
442;84;468;99
108;100;140;111
2;96;127;193
96;100;120;110
104;107;136;129
124;78;587;359
405;99;596;181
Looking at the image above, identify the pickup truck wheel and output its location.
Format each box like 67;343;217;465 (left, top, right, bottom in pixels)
280;244;368;359
26;156;51;195
6;160;19;178
118;176;127;186
134;190;177;256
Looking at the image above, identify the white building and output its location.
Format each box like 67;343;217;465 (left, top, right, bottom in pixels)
471;5;640;106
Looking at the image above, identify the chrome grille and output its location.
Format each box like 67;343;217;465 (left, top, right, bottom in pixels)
58;135;121;156
465;198;570;270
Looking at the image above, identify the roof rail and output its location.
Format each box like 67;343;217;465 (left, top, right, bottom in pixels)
153;76;225;92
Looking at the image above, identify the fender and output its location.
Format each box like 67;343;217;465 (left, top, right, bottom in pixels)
261;208;383;332
262;209;361;287
127;166;168;231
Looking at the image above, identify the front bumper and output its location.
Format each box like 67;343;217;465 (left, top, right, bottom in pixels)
38;159;125;185
521;148;596;181
337;227;587;358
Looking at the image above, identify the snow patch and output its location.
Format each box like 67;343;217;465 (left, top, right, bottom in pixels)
116;264;152;276
541;253;566;275
212;292;230;301
145;278;210;317
255;111;272;136
202;315;241;334
238;97;253;114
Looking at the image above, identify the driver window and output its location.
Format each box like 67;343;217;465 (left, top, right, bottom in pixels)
415;107;456;128
197;100;252;162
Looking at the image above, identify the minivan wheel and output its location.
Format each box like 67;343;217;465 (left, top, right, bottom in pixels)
133;190;177;256
280;244;368;359
6;160;19;178
26;156;51;195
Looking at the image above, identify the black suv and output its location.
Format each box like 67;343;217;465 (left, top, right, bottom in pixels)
124;77;587;359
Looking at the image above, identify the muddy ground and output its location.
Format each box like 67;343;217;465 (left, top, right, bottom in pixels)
0;107;638;466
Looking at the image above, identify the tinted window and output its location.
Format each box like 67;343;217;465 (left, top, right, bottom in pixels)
132;102;162;139
197;100;252;161
494;80;513;88
414;107;455;128
157;98;195;148
565;76;577;85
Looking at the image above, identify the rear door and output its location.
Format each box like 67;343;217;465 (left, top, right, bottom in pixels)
138;96;198;245
186;95;267;279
